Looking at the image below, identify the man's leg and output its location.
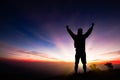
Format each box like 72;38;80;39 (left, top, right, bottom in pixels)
83;64;86;73
81;53;87;73
75;63;78;73
75;55;80;74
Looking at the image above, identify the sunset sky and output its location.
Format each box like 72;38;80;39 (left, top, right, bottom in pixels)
0;0;120;63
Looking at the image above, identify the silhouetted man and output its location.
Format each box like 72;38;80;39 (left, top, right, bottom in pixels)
66;23;94;74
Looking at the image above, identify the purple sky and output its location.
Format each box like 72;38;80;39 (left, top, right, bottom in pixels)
0;0;120;62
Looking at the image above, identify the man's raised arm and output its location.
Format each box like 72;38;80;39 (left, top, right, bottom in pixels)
66;25;75;39
84;23;94;38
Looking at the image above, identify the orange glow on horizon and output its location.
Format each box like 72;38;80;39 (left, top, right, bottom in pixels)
1;57;120;65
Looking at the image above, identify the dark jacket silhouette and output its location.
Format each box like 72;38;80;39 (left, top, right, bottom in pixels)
66;23;94;73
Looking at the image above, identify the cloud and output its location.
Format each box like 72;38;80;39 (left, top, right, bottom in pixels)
0;41;120;62
96;50;120;61
0;42;60;61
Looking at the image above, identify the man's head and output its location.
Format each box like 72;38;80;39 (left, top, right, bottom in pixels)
77;28;83;35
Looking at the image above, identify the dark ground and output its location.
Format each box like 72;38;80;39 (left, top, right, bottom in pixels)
49;70;120;80
0;59;120;80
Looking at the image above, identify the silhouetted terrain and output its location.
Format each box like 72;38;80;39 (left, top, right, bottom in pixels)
0;59;120;80
0;60;46;80
0;58;73;80
49;69;120;80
